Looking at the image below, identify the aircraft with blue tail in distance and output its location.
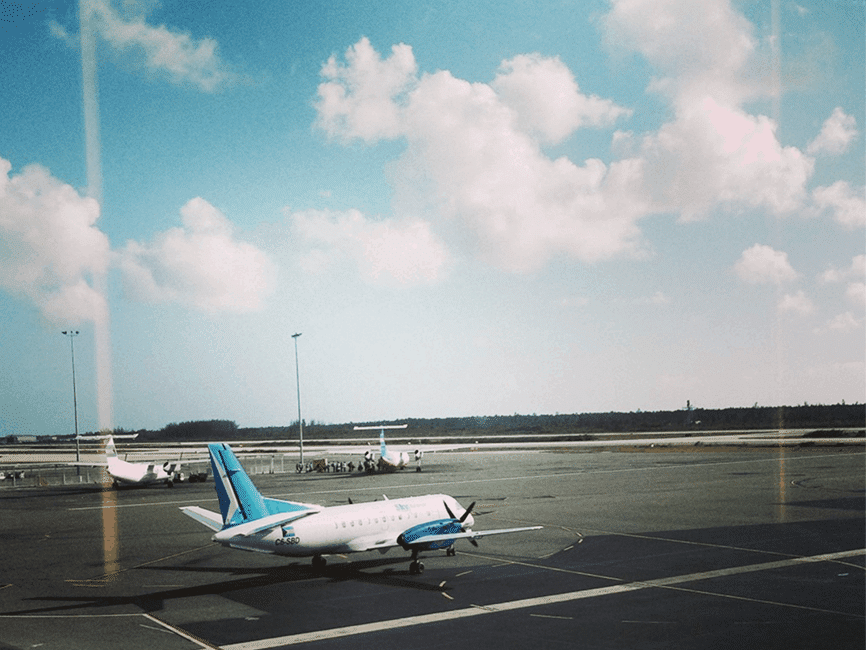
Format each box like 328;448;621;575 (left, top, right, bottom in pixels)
181;442;542;574
354;424;413;471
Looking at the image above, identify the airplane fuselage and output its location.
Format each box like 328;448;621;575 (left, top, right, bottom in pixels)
215;494;470;557
378;450;410;471
107;457;174;486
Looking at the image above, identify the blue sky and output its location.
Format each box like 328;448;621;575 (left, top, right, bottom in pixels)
1;0;863;436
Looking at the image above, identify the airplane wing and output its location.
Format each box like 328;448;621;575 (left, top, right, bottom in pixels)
345;535;401;552
180;506;223;531
211;509;322;541
406;525;542;547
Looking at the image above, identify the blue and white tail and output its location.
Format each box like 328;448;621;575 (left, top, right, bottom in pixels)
208;443;318;530
209;443;269;528
105;435;118;458
379;430;388;457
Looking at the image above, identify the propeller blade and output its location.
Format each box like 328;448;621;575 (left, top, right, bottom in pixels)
460;501;475;523
444;500;457;520
469;538;479;547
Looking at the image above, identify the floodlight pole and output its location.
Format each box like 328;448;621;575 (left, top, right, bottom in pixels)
292;332;304;465
62;330;81;462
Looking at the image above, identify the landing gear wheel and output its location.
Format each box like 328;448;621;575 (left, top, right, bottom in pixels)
167;480;174;488
312;555;327;571
446;547;456;557
409;560;424;575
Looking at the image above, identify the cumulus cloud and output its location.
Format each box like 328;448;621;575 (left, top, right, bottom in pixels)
812;181;866;228
807;107;858;155
602;0;758;107
62;0;236;92
846;282;866;309
118;198;275;312
316;37;417;142
604;0;814;220
825;311;861;333
639;98;812;219
313;1;854;276
0;158;109;323
778;290;814;315
491;53;632;144
821;254;865;284
290;208;450;285
317;39;641;271
821;255;866;312
734;244;798;285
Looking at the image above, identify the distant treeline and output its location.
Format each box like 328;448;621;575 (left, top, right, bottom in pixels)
104;403;864;443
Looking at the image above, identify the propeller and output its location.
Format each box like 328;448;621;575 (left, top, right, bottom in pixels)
444;500;478;546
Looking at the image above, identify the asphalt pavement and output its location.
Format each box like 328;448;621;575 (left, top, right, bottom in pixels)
1;445;863;649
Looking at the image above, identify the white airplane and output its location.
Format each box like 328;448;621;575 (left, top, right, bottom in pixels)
103;435;185;487
377;430;413;471
181;442;542;574
74;435;192;488
355;425;417;471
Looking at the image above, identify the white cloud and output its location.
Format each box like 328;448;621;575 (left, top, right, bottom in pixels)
604;0;813;220
807;107;858;155
821;254;865;284
313;1;845;275
812;181;866;228
317;40;647;271
778;290;814;315
825;311;862;333
82;0;235;92
491;53;631;144
602;0;758;107
633;291;671;305
734;244;799;285
819;255;864;320
846;282;866;309
290;208;450;285
316;37;417;142
0;158;109;323
639;97;812;219
119;198;275;312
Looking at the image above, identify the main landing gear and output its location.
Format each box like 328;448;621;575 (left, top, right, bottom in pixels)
312;555;327;571
409;549;424;574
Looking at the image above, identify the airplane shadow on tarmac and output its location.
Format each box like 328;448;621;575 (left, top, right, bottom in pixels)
8;554;454;617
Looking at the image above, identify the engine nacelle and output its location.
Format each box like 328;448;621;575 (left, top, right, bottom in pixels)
397;519;463;551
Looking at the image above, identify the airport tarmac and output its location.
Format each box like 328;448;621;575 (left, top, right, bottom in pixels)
1;445;863;649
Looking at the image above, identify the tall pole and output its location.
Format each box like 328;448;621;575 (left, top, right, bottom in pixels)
62;331;80;462
292;332;304;465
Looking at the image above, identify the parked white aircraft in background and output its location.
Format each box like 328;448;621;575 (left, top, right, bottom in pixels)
75;435;197;487
181;442;542;574
354;425;419;471
103;435;184;487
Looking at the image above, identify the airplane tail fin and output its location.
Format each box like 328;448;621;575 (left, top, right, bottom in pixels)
105;435;118;459
380;430;387;457
208;443;269;528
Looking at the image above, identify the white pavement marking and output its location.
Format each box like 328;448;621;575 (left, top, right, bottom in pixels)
221;548;866;649
141;613;218;649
